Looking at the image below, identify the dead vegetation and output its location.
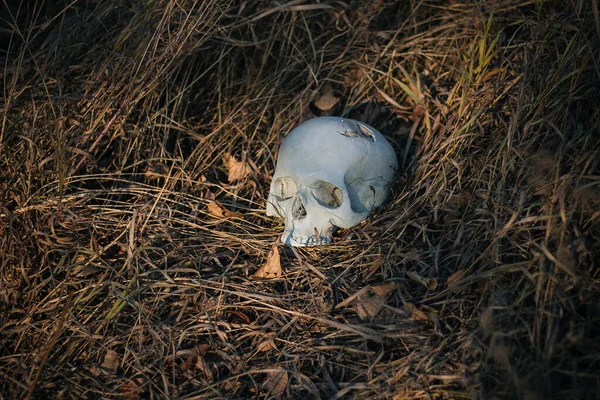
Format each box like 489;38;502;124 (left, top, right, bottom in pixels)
1;0;599;398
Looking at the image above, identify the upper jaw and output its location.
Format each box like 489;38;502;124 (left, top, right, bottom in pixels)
281;230;333;247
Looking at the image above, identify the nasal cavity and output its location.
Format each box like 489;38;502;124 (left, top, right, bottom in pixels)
292;196;307;219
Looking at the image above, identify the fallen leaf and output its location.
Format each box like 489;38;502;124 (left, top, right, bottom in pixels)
447;269;466;287
120;378;144;400
315;296;333;314
393;390;413;400
226;310;250;324
263;368;288;397
405;302;428;321
225;153;251;183
207;201;242;219
70;254;102;277
144;163;169;180
557;242;575;272
197;343;212;355
294;372;320;397
71;265;102;277
256;339;274;353
313;84;340;111
407;271;438;290
370;282;397;297
101;349;119;374
426;311;441;327
354;282;396;321
182;351;198;372
252;246;282;279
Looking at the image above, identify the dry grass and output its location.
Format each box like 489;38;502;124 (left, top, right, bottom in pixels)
1;0;599;399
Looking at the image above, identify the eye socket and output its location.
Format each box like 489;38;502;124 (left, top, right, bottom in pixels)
311;180;343;208
272;177;298;200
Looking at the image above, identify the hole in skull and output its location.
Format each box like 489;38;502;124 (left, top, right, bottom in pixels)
292;196;307;219
346;100;419;171
273;177;298;200
311;180;343;208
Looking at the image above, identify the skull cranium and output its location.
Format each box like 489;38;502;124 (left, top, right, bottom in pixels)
266;117;398;246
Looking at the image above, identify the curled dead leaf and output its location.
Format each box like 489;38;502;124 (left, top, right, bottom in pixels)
356;283;396;321
256;338;274;353
119;378;144;400
263;368;288;397
70;254;102;277
225;153;251;183
144;163;169;180
557;243;575;272
197;343;211;355
370;282;397;297
405;302;428;322
252;245;282;279
336;282;396;321
101;349;119;374
407;271;438;290
71;265;102;277
313;84;340;111
447;269;466;287
207;201;242;219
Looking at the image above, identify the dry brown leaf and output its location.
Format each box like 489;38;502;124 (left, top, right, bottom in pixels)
405;302;428;322
393;390;413;400
71;254;101;277
207;201;242;219
313;84;340;111
71;265;102;277
355;282;396;321
119;378;144;400
101;349;119;374
197;343;211;355
226;310;251;324
343;67;363;87
370;282;397;297
557;242;575;272
447;269;466;287
144;163;169;180
225;153;251;182
407;270;438;290
252;246;282;279
263;368;288;397
256;339;274;353
315;296;333;314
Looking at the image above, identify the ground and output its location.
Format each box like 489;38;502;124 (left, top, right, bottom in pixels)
1;0;599;399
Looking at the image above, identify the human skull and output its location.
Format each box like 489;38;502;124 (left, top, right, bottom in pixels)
266;116;398;246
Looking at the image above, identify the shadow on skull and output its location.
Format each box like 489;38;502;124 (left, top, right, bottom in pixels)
267;103;418;247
